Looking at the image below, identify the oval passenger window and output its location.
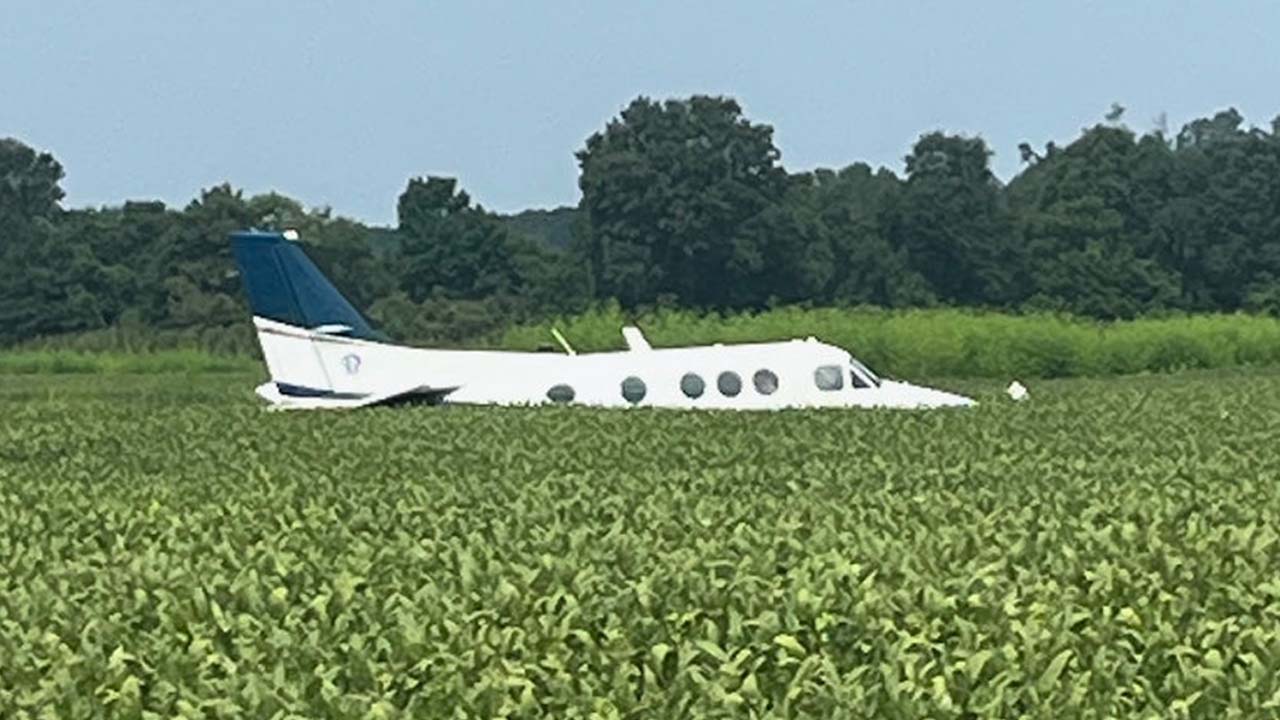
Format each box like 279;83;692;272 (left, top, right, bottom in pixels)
680;372;705;399
717;371;742;397
753;369;779;395
546;384;575;403
620;376;647;404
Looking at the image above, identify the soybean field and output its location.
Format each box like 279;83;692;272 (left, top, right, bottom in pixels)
2;370;1280;718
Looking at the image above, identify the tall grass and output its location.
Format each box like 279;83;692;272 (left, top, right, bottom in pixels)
15;322;258;356
6;307;1280;378
0;350;257;375
3;322;259;375
502;305;1280;379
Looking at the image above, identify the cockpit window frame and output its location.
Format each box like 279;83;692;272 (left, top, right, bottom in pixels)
849;358;881;388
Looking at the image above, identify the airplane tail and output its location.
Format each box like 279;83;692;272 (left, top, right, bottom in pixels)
230;230;384;403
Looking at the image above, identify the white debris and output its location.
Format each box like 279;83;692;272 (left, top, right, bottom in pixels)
1006;380;1029;401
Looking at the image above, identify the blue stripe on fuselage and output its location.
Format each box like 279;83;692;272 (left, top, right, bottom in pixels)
276;383;368;400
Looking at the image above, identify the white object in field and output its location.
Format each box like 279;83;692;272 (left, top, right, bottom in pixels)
232;230;976;411
622;326;652;351
550;327;576;355
282;228;300;241
1006;380;1028;401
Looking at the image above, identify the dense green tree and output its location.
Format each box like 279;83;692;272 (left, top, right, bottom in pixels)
385;175;587;342
727;196;832;307
51;201;179;328
1019;195;1178;317
794;164;935;307
396;176;523;302
1169;111;1280;311
1008;111;1278;316
576;96;788;308
0;139;87;342
0;138;64;229
0;224;108;343
500;207;579;251
153;184;255;328
894;133;1021;305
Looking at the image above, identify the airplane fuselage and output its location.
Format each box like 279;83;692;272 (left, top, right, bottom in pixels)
252;317;974;410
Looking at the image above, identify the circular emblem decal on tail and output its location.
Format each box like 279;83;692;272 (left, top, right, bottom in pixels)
341;353;361;375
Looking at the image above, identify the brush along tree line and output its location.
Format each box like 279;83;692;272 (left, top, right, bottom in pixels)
2;99;1279;350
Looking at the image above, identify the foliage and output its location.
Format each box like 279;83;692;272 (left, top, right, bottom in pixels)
3;100;1280;351
500;206;580;251
0;349;256;375
11;307;1280;381
397;177;517;301
0;138;82;342
503;306;1280;379
0;137;64;227
13;319;258;356
896;133;1019;305
2;371;1280;717
576;96;788;307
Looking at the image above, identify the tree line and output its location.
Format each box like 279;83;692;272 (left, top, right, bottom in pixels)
2;97;1278;349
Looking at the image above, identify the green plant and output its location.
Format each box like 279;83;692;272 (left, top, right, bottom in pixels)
2;371;1279;717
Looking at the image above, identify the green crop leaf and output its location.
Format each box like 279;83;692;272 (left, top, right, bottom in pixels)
107;646;135;673
1037;649;1073;694
773;634;805;657
696;640;729;663
1170;691;1204;714
650;642;673;665
965;649;995;683
1262;686;1280;709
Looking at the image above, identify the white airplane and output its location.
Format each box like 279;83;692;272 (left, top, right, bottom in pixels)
231;230;975;410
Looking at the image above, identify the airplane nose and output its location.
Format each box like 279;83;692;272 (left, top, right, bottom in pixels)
921;388;975;407
890;381;976;408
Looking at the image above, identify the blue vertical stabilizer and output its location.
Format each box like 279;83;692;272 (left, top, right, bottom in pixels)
230;231;381;340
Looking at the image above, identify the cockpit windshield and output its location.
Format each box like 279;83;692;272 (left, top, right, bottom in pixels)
850;358;881;388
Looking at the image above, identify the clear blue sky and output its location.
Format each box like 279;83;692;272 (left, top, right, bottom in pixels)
4;1;1278;225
